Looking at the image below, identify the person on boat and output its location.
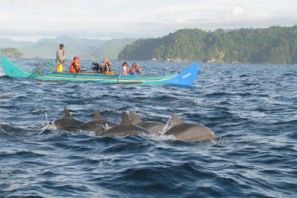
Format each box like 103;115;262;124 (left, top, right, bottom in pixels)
69;57;81;73
129;63;141;75
92;62;101;73
56;44;65;72
101;57;112;74
121;62;129;75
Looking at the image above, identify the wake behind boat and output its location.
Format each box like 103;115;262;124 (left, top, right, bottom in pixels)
0;57;199;86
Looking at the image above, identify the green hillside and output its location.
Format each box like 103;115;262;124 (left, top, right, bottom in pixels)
0;48;22;58
118;26;297;64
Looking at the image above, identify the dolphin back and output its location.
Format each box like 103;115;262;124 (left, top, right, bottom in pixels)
54;118;85;131
164;123;215;142
100;125;149;137
137;121;165;134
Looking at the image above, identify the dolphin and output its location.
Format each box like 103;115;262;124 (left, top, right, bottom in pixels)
123;111;165;134
99;111;149;137
163;114;216;142
0;124;8;135
53;107;85;131
78;111;117;133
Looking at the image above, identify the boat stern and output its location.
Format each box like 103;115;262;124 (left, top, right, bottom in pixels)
164;63;199;86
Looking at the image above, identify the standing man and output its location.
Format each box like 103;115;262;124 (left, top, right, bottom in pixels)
56;44;65;72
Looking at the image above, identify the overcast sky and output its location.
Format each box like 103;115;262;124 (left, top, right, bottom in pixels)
0;0;297;40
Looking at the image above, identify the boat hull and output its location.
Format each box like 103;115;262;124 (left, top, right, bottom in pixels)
0;57;199;86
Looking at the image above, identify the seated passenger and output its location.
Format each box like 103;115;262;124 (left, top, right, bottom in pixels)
101;57;112;74
129;63;141;75
121;62;129;75
69;57;81;73
92;62;101;73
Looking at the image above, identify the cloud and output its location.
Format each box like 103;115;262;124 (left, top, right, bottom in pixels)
0;0;297;40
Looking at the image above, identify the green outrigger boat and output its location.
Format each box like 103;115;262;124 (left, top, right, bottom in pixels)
0;57;199;86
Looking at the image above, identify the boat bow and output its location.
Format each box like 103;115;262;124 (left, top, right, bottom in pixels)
0;56;31;78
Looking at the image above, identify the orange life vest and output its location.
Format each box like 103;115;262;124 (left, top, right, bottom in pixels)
69;57;80;73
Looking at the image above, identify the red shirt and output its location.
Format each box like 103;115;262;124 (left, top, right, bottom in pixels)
69;62;80;73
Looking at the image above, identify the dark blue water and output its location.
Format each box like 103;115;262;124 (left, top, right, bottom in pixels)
0;59;297;197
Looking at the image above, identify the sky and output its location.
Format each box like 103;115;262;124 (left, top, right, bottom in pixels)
0;0;297;41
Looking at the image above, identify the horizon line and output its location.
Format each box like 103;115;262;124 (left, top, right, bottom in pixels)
1;24;296;42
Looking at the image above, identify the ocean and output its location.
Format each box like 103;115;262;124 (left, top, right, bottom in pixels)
0;59;296;197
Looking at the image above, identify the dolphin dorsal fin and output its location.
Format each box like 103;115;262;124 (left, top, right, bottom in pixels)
64;107;70;118
121;110;142;125
93;111;103;121
170;114;183;127
162;114;183;133
121;111;132;125
129;111;142;125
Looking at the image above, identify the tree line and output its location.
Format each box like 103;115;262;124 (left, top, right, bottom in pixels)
118;26;297;64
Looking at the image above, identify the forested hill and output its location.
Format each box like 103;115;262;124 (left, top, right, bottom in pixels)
118;26;297;64
0;48;22;58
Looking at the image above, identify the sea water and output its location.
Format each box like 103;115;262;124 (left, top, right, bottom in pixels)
0;59;296;197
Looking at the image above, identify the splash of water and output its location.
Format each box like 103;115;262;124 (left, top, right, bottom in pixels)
40;111;56;132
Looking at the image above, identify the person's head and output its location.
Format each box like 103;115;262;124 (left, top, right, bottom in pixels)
132;63;140;70
103;57;108;62
59;44;64;49
122;62;128;67
102;57;111;66
73;57;80;65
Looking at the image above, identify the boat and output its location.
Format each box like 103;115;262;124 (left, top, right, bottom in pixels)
0;56;199;86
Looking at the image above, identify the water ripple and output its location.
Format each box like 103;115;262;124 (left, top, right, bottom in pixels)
1;60;297;197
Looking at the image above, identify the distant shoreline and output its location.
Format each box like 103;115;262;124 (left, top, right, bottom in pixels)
119;25;297;65
2;25;297;64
